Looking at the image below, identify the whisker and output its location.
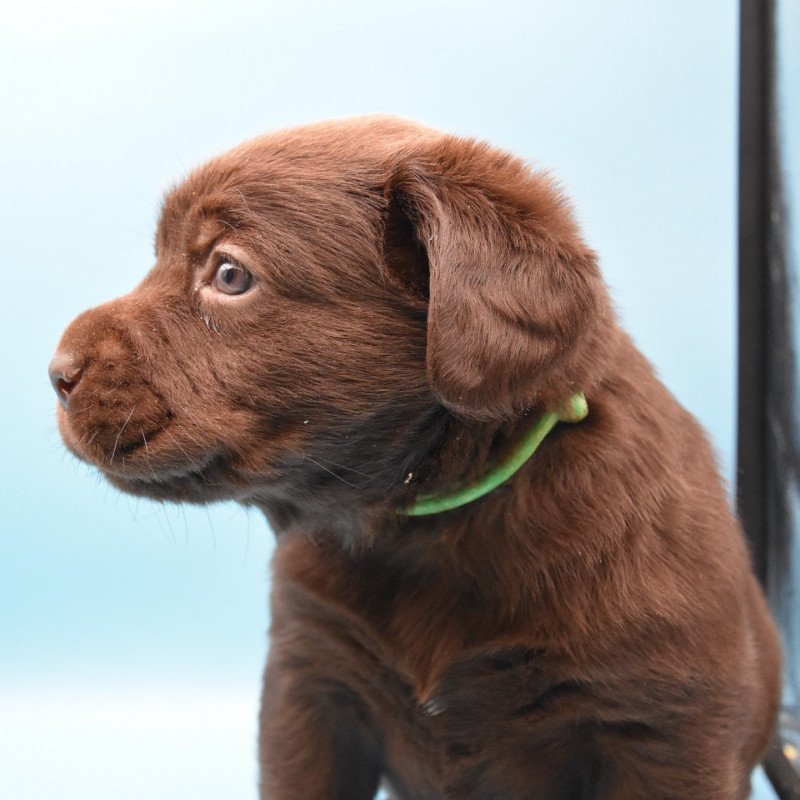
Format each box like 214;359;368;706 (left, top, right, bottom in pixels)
181;506;190;548
161;504;177;546
163;428;205;476
307;454;374;480
242;509;251;568
132;427;160;484
109;405;138;465
234;187;252;213
303;454;361;488
204;506;217;551
169;422;207;450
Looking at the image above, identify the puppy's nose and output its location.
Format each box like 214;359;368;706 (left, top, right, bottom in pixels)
49;350;83;409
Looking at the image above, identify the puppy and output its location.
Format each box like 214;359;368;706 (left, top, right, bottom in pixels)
50;116;780;799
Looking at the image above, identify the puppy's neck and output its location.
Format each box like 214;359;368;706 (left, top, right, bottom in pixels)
248;399;577;549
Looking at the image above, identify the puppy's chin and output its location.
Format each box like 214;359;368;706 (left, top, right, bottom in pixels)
103;458;237;504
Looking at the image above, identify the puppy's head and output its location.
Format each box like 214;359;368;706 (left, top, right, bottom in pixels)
50;116;612;525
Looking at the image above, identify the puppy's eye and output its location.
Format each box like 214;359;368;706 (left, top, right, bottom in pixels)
213;260;253;295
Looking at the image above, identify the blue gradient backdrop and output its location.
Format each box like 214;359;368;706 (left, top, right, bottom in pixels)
2;1;774;797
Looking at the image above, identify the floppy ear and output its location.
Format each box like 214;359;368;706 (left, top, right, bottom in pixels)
382;136;611;420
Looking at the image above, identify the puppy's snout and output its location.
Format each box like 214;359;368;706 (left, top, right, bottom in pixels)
48;350;83;409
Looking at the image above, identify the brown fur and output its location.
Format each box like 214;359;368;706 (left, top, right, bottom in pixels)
51;116;780;799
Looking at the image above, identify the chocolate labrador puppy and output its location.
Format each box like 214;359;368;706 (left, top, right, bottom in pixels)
50;116;780;799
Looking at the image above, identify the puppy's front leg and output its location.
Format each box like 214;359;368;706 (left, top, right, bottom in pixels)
258;645;383;800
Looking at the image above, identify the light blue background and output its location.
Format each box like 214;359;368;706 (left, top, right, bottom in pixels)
1;1;772;797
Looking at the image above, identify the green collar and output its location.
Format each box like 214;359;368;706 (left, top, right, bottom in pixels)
400;393;588;517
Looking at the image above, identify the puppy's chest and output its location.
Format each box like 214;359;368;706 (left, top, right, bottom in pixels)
378;651;597;800
277;533;578;703
278;540;597;796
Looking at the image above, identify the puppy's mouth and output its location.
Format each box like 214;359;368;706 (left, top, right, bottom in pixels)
57;402;239;502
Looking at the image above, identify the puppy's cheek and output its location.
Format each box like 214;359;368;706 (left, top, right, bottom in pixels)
101;404;261;496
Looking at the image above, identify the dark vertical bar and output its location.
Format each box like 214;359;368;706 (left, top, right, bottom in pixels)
736;0;772;585
738;1;800;796
765;742;800;800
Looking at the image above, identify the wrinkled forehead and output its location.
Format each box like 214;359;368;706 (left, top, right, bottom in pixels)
157;155;356;259
155;140;286;253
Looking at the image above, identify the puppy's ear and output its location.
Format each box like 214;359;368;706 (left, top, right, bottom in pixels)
382;136;610;420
